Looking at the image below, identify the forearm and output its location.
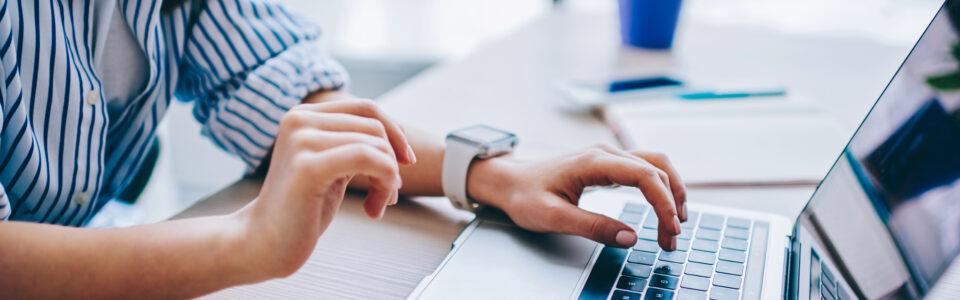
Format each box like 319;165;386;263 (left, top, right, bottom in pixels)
0;212;268;299
303;90;511;200
345;125;445;196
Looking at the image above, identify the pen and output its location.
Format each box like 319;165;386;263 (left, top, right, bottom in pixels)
677;90;786;100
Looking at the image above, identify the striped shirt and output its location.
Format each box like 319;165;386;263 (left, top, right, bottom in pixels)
0;0;348;226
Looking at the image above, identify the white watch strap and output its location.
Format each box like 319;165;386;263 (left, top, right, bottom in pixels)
442;139;481;211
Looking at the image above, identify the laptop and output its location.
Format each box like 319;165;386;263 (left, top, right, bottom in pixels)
409;2;960;299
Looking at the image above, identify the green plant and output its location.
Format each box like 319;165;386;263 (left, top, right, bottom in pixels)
926;43;960;91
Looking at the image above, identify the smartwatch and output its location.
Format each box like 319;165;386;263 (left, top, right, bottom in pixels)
442;125;518;211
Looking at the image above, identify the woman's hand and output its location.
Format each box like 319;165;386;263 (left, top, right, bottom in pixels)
467;144;687;251
241;99;417;276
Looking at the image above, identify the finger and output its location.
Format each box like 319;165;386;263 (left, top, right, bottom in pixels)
390;188;400;205
302;112;392;140
282;109;405;164
592;145;675;206
362;176;396;219
635;151;688;222
658;225;678;251
570;150;681;237
547;201;638;248
290;129;395;161
307;144;402;212
293;100;416;165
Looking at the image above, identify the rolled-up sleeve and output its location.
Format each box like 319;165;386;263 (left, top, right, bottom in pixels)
174;0;349;170
0;89;7;221
0;184;8;221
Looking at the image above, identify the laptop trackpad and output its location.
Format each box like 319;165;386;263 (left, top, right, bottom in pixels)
418;220;598;299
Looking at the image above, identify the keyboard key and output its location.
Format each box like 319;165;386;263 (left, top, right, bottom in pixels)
658;251;687;263
684;262;713;277
713;273;742;289
676;239;692;251
638;229;658;241
685;211;701;225
678;229;694;240
612;289;643;300
648;274;679;290
688;251;716;265
645;287;675;300
724;227;749;240
617;276;648;292
620;212;645;224
716;260;744;276
820;282;837;300
653;261;683;276
822;268;838;300
695;228;721;241
721;238;748;251
627;251;657;266
699;214;724;230
643;210;659;229
677;288;707;300
837;283;852;300
680;212;697;229
628;251;657;265
580;246;627;298
680;275;710;291
623;203;649;214
633;239;661;253
623;263;653;278
822;264;836;286
726;217;751;229
709;286;740;300
692;240;719;252
718;249;746;263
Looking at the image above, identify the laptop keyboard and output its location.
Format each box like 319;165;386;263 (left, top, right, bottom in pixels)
584;203;758;300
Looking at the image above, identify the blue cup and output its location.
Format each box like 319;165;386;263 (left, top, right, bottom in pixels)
618;0;683;49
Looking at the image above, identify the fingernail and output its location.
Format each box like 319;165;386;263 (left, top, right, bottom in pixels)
679;205;688;222
377;204;387;220
394;175;403;189
615;230;637;247
406;145;417;164
673;217;682;234
669;237;677;251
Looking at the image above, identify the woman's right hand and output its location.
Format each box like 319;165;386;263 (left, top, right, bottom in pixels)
239;99;417;277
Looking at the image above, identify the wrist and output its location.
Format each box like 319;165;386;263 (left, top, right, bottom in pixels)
208;210;278;283
227;205;298;280
466;155;521;209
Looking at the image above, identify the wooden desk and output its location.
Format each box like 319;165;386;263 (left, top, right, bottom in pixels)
180;8;914;300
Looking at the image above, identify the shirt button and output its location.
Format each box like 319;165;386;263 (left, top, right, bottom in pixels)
74;193;90;205
85;90;100;106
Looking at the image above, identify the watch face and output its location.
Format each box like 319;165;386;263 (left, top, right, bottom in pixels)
455;125;514;144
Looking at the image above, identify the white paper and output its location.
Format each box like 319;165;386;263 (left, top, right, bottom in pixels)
606;98;849;186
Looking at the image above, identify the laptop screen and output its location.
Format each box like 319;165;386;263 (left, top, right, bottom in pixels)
796;2;960;299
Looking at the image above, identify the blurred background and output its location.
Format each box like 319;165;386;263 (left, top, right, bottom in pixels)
127;0;942;225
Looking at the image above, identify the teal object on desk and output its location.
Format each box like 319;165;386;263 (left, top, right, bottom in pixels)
678;90;786;100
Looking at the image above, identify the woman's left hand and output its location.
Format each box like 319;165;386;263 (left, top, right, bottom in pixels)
467;144;688;251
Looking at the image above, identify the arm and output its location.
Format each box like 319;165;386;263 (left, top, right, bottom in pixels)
0;100;412;298
0;215;257;299
308;91;689;250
